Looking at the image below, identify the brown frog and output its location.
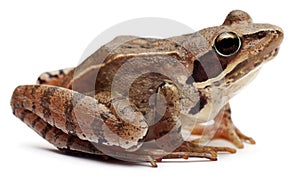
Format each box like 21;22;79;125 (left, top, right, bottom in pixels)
11;10;283;167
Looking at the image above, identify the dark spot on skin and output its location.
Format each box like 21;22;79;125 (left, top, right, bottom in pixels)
125;45;133;49
158;130;169;137
21;103;25;108
32;102;36;112
174;43;180;48
98;137;108;144
177;125;182;133
38;78;46;84
41;87;57;120
188;92;208;114
22;85;29;96
66;137;75;150
59;69;65;75
140;45;151;49
30;85;40;98
41;124;52;138
53;129;62;142
19;110;28;122
31;116;40;128
99;111;112;122
46;72;59;78
226;107;231;114
117;122;125;130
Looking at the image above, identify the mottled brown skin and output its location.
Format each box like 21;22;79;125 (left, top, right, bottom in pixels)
11;10;283;167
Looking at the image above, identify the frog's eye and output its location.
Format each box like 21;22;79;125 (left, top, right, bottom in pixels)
213;32;241;57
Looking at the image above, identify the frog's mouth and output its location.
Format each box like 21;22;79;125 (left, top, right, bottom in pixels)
224;47;280;85
192;27;283;91
223;27;283;89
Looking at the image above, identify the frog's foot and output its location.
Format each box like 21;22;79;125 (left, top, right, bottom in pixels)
165;141;236;160
192;104;255;148
213;117;255;148
139;141;236;167
146;141;235;167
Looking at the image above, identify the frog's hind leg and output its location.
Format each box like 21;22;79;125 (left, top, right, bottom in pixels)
12;108;105;156
11;85;148;158
191;103;256;148
37;67;74;86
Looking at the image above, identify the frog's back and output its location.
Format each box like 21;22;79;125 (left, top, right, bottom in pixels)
77;35;194;72
62;35;197;93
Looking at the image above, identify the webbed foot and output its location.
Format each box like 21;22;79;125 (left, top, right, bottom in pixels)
192;103;255;148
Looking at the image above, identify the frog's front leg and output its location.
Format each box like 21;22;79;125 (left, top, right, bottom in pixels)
191;103;255;148
148;81;183;151
142;82;236;164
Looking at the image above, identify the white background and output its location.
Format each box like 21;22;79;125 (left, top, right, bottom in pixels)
1;0;299;177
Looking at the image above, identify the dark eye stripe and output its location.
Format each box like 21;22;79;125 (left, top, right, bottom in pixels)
243;31;269;39
191;50;228;82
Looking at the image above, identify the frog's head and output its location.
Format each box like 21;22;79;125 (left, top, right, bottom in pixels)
192;10;283;98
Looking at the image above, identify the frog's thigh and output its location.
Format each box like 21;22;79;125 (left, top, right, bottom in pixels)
11;84;108;145
12;85;148;150
37;67;74;85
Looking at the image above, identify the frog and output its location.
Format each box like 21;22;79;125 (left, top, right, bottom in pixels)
11;10;283;167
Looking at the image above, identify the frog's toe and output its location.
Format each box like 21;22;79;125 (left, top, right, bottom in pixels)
235;127;256;145
161;141;236;161
213;116;255;148
192;117;255;148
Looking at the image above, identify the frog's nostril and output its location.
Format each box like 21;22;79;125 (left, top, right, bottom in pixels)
275;26;283;34
257;31;267;39
273;47;280;56
271;25;284;39
276;29;284;40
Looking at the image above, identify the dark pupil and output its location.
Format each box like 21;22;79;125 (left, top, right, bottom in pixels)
215;33;240;56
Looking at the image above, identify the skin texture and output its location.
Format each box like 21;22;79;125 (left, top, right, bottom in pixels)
11;10;283;167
